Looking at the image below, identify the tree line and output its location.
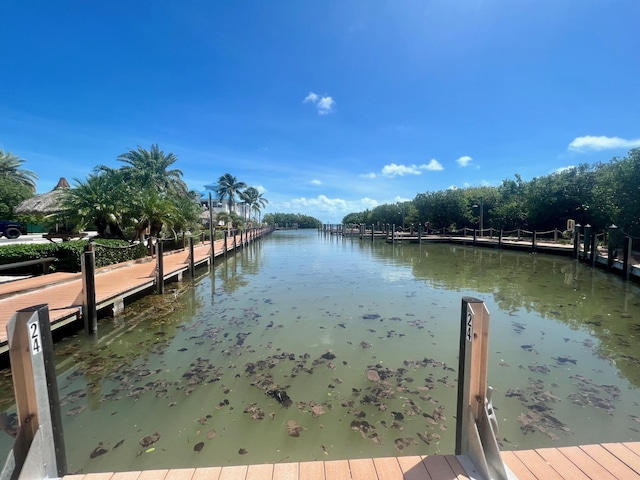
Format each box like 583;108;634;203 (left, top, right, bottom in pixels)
343;149;640;236
1;145;269;240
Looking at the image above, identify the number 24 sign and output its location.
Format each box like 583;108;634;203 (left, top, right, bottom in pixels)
29;321;42;356
466;311;473;342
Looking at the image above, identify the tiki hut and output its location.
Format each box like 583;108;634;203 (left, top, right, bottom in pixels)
14;177;70;216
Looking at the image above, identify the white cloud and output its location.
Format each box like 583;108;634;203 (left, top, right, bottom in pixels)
303;92;319;103
380;160;444;177
280;195;379;221
381;163;422;176
361;172;376;179
456;155;473;167
447;185;458;190
317;96;335;115
303;92;335;115
310;179;322;185
551;166;575;175
254;185;267;194
568;135;640;152
420;159;444;171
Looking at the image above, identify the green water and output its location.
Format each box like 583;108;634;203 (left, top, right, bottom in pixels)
0;229;638;474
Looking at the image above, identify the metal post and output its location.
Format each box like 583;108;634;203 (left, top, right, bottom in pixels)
418;224;422;244
455;298;514;480
156;239;164;294
590;231;597;267
188;236;195;277
224;231;228;258
573;224;581;260
81;249;97;334
498;230;503;249
5;304;67;479
583;224;591;260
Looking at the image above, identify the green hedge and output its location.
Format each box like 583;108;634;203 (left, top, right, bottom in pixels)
0;240;150;273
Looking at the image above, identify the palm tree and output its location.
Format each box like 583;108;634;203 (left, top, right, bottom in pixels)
62;170;129;238
240;187;268;223
0;150;37;192
115;144;188;197
215;211;244;229
215;173;247;214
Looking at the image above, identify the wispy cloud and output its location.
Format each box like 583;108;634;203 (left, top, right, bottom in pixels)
361;172;377;179
568;135;640;152
456;155;473;167
310;179;322;185
303;92;335;115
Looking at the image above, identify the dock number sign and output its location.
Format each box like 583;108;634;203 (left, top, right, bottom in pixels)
29;321;42;356
466;310;473;342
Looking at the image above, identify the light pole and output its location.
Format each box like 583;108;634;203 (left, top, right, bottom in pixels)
472;198;484;237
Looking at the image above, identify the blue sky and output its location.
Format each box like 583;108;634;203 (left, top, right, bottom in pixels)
2;1;639;223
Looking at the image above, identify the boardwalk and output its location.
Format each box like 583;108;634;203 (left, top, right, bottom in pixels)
60;442;640;480
0;232;257;353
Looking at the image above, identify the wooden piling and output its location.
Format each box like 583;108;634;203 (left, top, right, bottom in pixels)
156;240;164;294
81;246;97;334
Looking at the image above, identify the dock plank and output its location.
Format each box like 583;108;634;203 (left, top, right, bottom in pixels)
372;456;403;479
323;459;351;480
501;451;539;480
421;455;457;479
559;445;618;480
218;465;247;480
514;449;565;480
579;444;640;480
138;470;169;480
602;443;640;475
533;447;591;480
349;457;378;480
443;455;470;480
272;462;298;480
166;469;196;480
246;463;273;480
396;455;432;480
298;460;324;480
112;472;144;480
191;466;222;480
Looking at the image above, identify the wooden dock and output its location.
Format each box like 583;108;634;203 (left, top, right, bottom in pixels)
60;442;640;480
0;231;260;353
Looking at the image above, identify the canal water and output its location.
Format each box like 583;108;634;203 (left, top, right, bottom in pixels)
0;229;639;474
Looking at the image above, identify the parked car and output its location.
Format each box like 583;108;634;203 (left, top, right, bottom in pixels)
0;220;23;239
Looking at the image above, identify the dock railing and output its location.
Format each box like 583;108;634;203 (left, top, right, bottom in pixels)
2;298;516;480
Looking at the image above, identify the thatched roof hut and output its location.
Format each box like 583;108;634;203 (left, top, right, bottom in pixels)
14;177;70;216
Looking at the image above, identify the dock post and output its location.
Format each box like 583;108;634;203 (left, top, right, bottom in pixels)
371;224;374;241
81;246;97;334
583;224;591;261
189;236;195;277
532;231;537;253
573;224;581;260
224;231;228;258
607;224;622;271
455;297;514;480
623;235;632;281
498;230;503;249
156;239;164;294
590;231;597;267
5;304;67;479
418;224;422;244
473;228;477;245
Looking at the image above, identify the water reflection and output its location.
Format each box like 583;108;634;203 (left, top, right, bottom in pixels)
0;230;638;474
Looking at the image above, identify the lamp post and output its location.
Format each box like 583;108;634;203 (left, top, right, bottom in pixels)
398;207;405;231
472;198;484;237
